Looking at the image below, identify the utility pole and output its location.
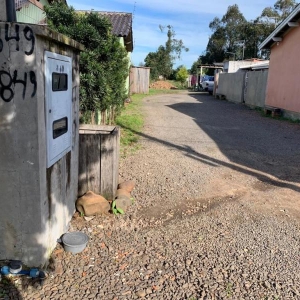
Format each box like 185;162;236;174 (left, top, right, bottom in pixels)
0;0;17;22
226;52;236;61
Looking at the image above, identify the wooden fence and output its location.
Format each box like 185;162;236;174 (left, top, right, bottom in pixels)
130;66;150;94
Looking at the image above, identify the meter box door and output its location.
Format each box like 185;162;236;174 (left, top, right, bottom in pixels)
45;51;72;168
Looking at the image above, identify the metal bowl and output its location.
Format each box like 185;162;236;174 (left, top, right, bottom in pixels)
61;232;89;254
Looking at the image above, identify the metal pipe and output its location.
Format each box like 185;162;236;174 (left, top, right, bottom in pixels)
6;0;17;22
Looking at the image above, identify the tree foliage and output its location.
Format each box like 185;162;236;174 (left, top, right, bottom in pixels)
175;66;189;85
191;0;297;70
274;0;297;19
144;25;189;80
189;56;202;75
44;3;129;119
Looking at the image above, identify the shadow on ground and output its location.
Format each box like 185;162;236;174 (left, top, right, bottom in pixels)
128;92;300;193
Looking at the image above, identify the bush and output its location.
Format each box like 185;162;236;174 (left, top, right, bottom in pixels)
45;3;129;121
176;66;188;86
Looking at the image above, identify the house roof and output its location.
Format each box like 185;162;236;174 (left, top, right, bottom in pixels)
97;12;132;37
259;3;300;50
239;62;269;70
77;11;133;52
15;0;67;11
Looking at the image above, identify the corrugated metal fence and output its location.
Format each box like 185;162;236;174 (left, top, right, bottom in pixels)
15;0;46;24
130;66;150;94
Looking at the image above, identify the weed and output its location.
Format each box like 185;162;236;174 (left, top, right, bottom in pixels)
253;106;300;124
225;282;233;297
112;200;124;215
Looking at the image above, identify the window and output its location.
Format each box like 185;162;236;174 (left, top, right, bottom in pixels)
52;73;68;91
53;117;68;139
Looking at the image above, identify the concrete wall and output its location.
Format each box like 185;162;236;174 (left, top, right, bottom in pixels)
266;25;300;115
118;37;131;96
217;72;245;103
244;70;269;108
0;22;83;266
223;61;260;73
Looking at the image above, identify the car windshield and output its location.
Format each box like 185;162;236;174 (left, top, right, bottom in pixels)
208;76;214;81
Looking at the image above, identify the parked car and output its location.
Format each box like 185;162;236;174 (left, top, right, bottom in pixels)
200;76;214;93
207;83;214;95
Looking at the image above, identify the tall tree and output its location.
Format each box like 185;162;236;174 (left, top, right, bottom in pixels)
144;25;189;80
204;5;246;63
189;56;202;74
274;0;297;20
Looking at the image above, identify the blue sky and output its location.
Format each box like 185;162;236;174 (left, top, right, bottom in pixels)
67;0;277;69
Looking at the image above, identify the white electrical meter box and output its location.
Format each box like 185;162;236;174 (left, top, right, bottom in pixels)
45;51;72;168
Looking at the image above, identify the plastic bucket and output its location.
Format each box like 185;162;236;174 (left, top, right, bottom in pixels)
62;232;89;254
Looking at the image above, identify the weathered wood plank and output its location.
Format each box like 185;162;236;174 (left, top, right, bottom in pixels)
78;125;120;200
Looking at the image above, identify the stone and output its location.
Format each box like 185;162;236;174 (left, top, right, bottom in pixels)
118;180;135;193
114;195;132;213
115;188;131;199
136;290;146;298
76;191;110;217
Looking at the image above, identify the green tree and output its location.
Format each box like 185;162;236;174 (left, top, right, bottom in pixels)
203;1;293;62
274;0;297;20
203;5;246;63
175;66;188;85
251;0;297;58
44;3;129;122
144;25;188;80
189;56;202;75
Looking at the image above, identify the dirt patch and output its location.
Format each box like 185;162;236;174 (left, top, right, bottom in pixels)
252;180;274;191
139;190;247;224
150;80;177;89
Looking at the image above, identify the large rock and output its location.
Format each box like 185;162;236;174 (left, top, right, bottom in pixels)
118;180;135;193
76;191;110;217
115;188;131;199
114;195;132;213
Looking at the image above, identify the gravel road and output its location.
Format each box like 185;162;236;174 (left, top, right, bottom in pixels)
4;92;300;300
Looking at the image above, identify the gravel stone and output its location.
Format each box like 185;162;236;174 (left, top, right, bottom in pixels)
5;92;300;299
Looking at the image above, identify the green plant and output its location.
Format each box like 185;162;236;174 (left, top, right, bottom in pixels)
254;107;300;124
112;200;125;215
176;66;189;86
225;282;233;297
116;89;181;156
45;3;129;123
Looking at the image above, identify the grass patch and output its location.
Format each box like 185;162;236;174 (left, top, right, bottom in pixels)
115;89;181;157
148;88;183;95
254;107;300;124
115;95;144;157
167;80;188;90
